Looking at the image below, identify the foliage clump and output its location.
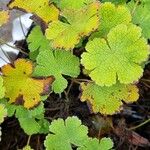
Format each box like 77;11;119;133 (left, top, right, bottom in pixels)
0;0;150;149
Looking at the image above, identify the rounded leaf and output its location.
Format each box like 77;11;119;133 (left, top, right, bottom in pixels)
82;24;149;86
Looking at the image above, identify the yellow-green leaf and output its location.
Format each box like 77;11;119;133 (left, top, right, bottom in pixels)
8;0;59;23
80;82;139;115
91;2;131;38
81;24;149;86
46;2;100;50
0;76;5;99
1;59;48;109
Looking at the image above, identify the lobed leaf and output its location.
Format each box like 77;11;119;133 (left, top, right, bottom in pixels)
27;26;50;60
81;24;149;86
1;59;53;109
8;0;59;23
0;11;9;27
44;116;89;150
34;50;80;93
128;0;150;39
46;2;100;50
78;137;113;150
91;2;131;38
80;82;139;115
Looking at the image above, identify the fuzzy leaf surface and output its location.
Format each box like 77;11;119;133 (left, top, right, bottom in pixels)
81;82;139;115
78;137;113;150
8;0;59;23
46;2;99;50
1;59;45;109
81;24;149;86
34;50;80;93
91;2;131;38
44;116;88;150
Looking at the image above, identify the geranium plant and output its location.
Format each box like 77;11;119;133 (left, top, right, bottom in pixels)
0;0;150;149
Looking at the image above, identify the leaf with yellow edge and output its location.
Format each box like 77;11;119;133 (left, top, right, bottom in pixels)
8;0;59;23
91;2;131;38
82;24;149;86
0;76;5;99
46;2;100;50
80;82;139;115
1;59;51;109
0;11;9;27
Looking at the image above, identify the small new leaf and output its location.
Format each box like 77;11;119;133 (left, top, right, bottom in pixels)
34;50;80;93
1;59;51;109
23;145;34;150
78;137;113;150
8;0;59;23
81;82;139;115
44;116;89;150
91;2;131;38
46;2;99;50
81;24;149;86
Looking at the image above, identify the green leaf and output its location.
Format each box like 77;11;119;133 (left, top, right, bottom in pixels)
44;116;89;150
18;117;49;135
128;0;150;39
78;137;113;150
18;118;41;135
81;82;139;115
46;2;99;50
91;2;131;38
38;119;50;134
0;76;5;99
102;0;127;5
34;50;80;93
0;100;47;135
81;24;149;86
27;26;50;60
0;104;7;123
52;0;94;10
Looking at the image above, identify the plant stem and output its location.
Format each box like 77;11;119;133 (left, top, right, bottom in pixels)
27;135;31;145
129;118;150;130
131;0;140;15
